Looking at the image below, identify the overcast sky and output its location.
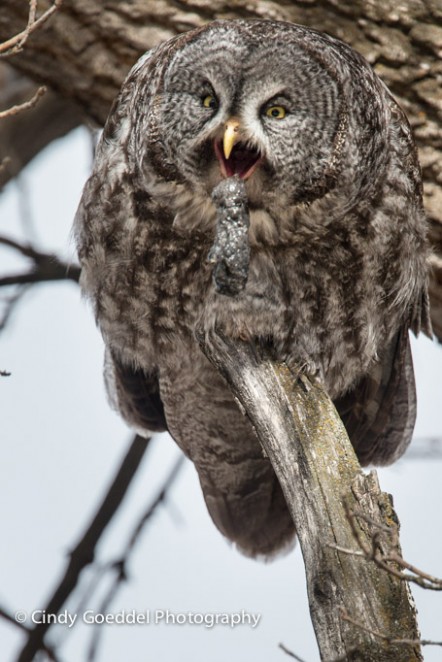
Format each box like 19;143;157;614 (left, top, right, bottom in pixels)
1;128;441;662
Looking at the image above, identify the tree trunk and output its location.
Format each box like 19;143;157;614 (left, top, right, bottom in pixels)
199;331;422;661
1;0;441;337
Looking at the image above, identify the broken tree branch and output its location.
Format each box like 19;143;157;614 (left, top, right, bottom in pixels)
198;330;422;661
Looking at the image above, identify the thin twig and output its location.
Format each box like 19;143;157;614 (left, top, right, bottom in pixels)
384;552;442;589
279;642;308;661
27;0;38;29
0;0;63;56
0;86;46;120
326;543;364;557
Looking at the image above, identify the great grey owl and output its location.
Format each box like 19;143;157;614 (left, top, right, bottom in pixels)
75;20;431;558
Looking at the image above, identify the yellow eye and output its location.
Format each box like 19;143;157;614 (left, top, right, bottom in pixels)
266;105;286;119
202;94;218;110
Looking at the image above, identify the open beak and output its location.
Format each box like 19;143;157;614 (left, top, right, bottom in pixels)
223;117;241;160
215;117;262;179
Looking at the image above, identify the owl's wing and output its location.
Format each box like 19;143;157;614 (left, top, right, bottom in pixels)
105;350;168;436
334;325;416;466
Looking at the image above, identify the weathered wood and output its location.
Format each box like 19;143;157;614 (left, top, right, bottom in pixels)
199;330;422;661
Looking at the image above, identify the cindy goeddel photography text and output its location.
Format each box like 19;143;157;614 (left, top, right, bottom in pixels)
14;609;262;629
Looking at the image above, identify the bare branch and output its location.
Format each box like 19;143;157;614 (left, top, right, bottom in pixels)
0;235;80;291
0;5;71;187
0;66;82;189
278;643;308;662
0;267;79;287
384;553;442;590
0;234;41;259
27;0;38;30
0;0;63;56
0;84;45;119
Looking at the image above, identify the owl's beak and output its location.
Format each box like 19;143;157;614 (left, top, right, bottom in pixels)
223;117;241;160
215;117;262;179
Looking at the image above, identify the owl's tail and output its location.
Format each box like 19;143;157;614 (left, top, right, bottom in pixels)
199;454;296;559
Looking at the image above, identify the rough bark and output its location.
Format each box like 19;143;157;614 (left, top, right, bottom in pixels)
199;331;422;661
1;0;441;337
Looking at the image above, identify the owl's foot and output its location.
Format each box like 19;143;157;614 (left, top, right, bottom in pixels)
282;354;324;390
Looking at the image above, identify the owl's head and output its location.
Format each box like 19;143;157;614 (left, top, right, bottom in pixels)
124;20;389;215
